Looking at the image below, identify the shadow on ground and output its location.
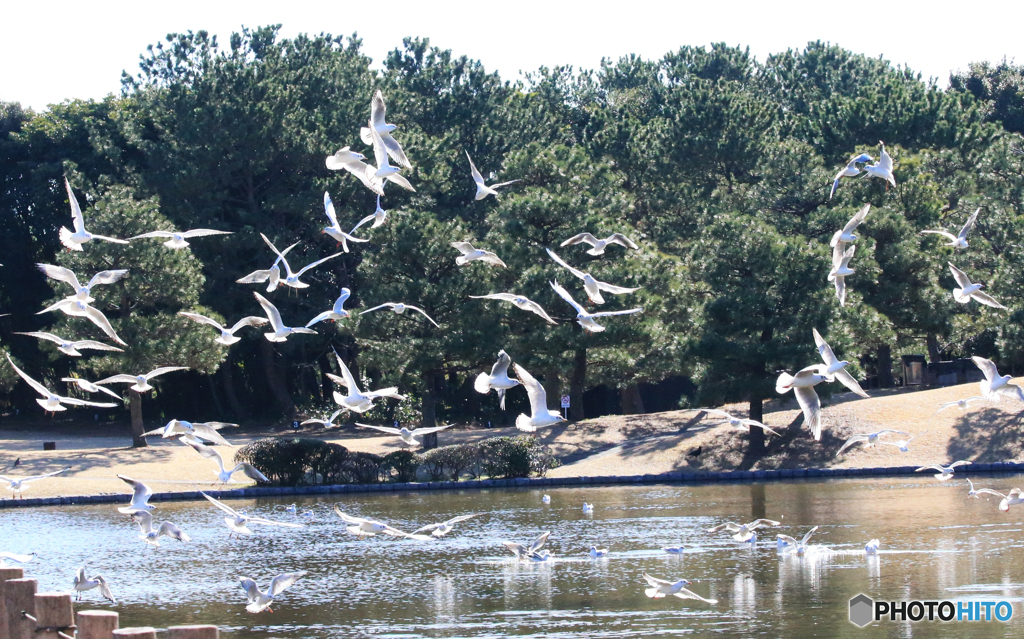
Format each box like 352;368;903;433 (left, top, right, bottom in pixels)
947;407;1024;462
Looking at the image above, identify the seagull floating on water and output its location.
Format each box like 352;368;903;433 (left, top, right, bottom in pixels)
0;466;70;498
560;232;638;256
512;363;567;432
921;208;980;250
7;355;118;413
59;178;130;251
582;503;594;513
542;495;551;504
642;573;717;604
864;539;880;555
915;461;971;481
360;302;439;328
240;572;307;613
707;518;781;543
466;151;519;200
130;228;231;249
474;350;521;410
16;331;124;357
948;263;1006;309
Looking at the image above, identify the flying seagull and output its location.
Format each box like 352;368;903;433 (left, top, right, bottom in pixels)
706;518;781;543
549;280;642;332
775;365;833;440
469;292;557;325
915;461;972;481
777;526;819;556
828;243;856;307
830;204;871;248
351;195;390;233
560;232;638;256
236;237;299;292
812;328;869;398
202;492;304;537
96;366;187;393
327;349;405;413
183;438;270;484
466;151;519;200
642;573;717;604
692;409;779;436
0;467;70;499
877;433;919;453
240;572;307;613
178;311;268;345
368;125;415;192
306;288;353;327
6;355;118;413
360;89;411;168
61;377;123;400
325;147;385;196
412;513;483;538
15;331;123;357
321;192;370;253
972;487;1024;512
59;178;129;250
356;422;453;446
545;248;641;304
254;292;317;342
835;430;911;456
300;409;346;429
360;302;439;328
862;141;896;188
130;228;231;249
117;475;155;514
474;350;521;410
73;568;115;603
512;362;567;432
829;153;873;200
921;208;980;250
971;356;1024;401
504;531;551;560
261;232;342;289
36;298;127;346
335;507;430;540
947;263;1006;309
37;263;128;304
143;419;238;447
130;511;191;546
937;396;988;413
451;241;506;267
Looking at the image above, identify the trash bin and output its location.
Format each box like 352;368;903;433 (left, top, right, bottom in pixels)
901;355;926;386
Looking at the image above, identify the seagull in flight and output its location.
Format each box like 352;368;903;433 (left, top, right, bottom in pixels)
0;467;70;498
776;365;833;441
706;519;781;543
0;552;35;566
59;178;130;250
466;151;519;200
300;409;346;429
367;125;415;192
813;328;869;398
776;526;819;557
73;568;115;603
236;238;299;292
37;263;128;304
512;362;567;432
474;350;521;410
178;311;268;345
202;492;304;537
451;241;506;267
15;331;123;357
829;153;873;200
130;228;231;249
240;572;308;613
642;573;717;604
560;232;638;256
937;396;988;412
306;288;353;327
335;507;430;540
862;141;896;188
356;422;452;446
830;204;871;248
130;511;191;546
412;513;483;538
321;192;370;253
351;195;390;233
550;280;642;332
877;433;919;452
972;487;1024;512
691;409;779;436
504;531;550;560
7;355;118;413
972;356;1024;401
183;438;270;484
61;377;123;400
469;292;557;325
36;298;127;346
921;208;980;250
97;366;187;393
117;475;156;514
254;292;317;342
915;461;971;481
546;248;641;304
835;430;911;456
360;302;439;328
327;349;405;413
261;232;342;289
325;147;385;196
143;419;237;447
325;146;367;171
948;263;1006;309
360;89;412;168
828;243;856;307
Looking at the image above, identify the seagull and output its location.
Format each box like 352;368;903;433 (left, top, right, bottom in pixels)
0;552;34;566
588;546;609;558
966;478;983;498
512;362;567;432
360;302;439;328
775;365;833;440
474;350;521;410
36;263;128;303
0;467;70;498
550;280;642;333
921;208;980;250
351;195;390;233
692;409;779;436
130;228;231;249
451;241;506;267
662;546;687;554
862;141;896;188
545;248;641;305
261;232;342;288
707;519;781;543
542;495;551;504
61;377;123;400
937;396;987;412
948;263;1006;309
360;89;411;168
202;492;304;537
15;331;123;357
915;461;971;481
130;511;190;546
776;526;819;556
183;438;270;485
864;539;880;555
812;328;869;398
642;573;717;604
356;422;453;446
300;409;346;429
143;419;237;447
73;568;115;603
325;146;367;171
469;292;557;325
972;487;1024;512
560;232;639;256
254;292;317;342
830;204;871;248
117;475;155;514
306;288;353;327
335;507;430;539
321;192;369;253
96;366;187;393
236;238;299;292
36;298;127;346
326;349;405;413
325;147;385;196
582;503;595;514
829;154;873;200
367;125;415;192
835;430;911;456
7;355;118;413
177;312;268;345
240;572;307;613
972;356;1024;401
58;178;130;251
466;151;519;200
411;513;483;538
503;531;550;560
828;243;856;307
877;433;919;452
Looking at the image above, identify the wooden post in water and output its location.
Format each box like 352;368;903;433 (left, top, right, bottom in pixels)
4;578;37;639
0;567;25;639
112;629;157;639
168;625;219;639
34;592;74;639
77;610;119;639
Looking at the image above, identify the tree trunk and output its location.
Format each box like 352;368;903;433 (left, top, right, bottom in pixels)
620;384;646;415
927;333;941;363
221;354;246;418
877;344;895;388
129;389;147;448
206;375;225;419
318;354;335;405
569;347;587;422
748;395;765;454
260;339;295;415
420;372;438;451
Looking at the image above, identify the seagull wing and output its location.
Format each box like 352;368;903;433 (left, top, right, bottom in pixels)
920;230;958;242
706;522;739;533
776;534;798;546
971;356;999;382
65;178;85;233
269;571;307;597
834;368;869;398
58;396;118;408
466;151;485;187
492;351;513;377
294;252;342;278
801;526;819;545
971;290;1007;309
36;264;82;290
405;305;440;328
643;573;671;587
595;280;641;295
674;587;718;604
130;231;175;240
236;463;270;483
70;340;123;352
450;242;475;255
522;299;558;325
469;292;519;302
561;233;598;248
915;465;946;473
974;488;1007;499
477;251;506;267
529;530;551;553
181;229;231;239
80;306;127;345
119;475;153;505
545;248;587;281
949;460;972;469
355;423;403;436
739;419;780;436
14;332;64;345
369;125;390;171
236;269;273;284
794;385;823;440
998;383;1024;402
812;328;838;368
589;307;643;319
95;374;138;385
254;292;285;332
513;363;550;420
21;467;71;483
6;355;54;398
228;316;269;333
411;424;453;436
145;366;188;380
842;203;871;235
947;263;973;289
85;270;128;288
360;303;394;315
959;208;980;240
836;434;868;456
607;233;639;249
201;491;239;517
333;350;360;392
550;280;586;314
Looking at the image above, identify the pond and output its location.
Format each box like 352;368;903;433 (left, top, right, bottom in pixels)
3;476;1024;638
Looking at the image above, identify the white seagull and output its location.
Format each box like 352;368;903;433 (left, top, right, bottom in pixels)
474;350;521;410
512;362;567;432
972;356;1024;401
130;228;231;249
61;377;123;400
360;302;440;328
589;546;609;558
973;487;1024;512
560;232;639;256
0;467;70;498
828;243;856;307
642;573;717;604
240;572;307;613
862;141;896;188
865;539;881;555
321;192;369;253
236;238;299;292
921;208;980;250
335;507;430;540
178;311;268;345
326;349;405;413
360;89;412;168
300;409;346;429
368;125;415;192
59;178;130;251
829;153;873;200
254;292;317;342
707;519;781;543
37;263;128;304
7;355;118;413
97;366;187;393
143;419;237;447
877;433;919;453
776;526;819;557
813;328;869;398
469;292;557;325
582;503;594;513
325;146;367;171
325;147;385;196
830;204;871;248
261;232;342;289
550;280;642;333
351;195;390;233
545;248;640;304
504;531;551;560
183;438;270;484
948;263;1006;309
412;513;483;538
451;241;506;267
693;409;779;436
15;331;123;357
117;475;155;514
775;365;833;441
202;492;304;536
835;430;911;456
0;552;34;566
915;461;972;481
356;422;453;446
937;396;987;412
306;288;353;327
36;298;127;346
466;151;519;200
130;511;190;546
73;568;115;603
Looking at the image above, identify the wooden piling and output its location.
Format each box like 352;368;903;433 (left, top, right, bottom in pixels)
4;578;37;639
76;610;119;639
111;628;157;639
0;567;25;639
34;592;75;639
168;625;219;639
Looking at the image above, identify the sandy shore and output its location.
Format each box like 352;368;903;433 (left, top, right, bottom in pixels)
1;380;1020;501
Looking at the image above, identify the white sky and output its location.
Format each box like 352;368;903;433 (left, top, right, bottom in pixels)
3;1;1023;111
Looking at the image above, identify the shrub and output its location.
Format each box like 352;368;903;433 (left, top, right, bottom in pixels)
420;443;480;481
310;442;351;485
478;436;560;479
380;450;420;483
342;452;383;484
235;437;351;486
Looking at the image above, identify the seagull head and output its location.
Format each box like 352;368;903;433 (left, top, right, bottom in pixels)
853;153;873;164
674;579;692;588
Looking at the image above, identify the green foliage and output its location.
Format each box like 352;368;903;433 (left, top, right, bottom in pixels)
380;450;420;483
342;452;383;484
478;436;559;479
235;438;319;486
419;443;479;481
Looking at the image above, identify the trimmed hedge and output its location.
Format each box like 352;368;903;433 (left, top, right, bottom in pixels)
478;436;559;479
420;443;479;481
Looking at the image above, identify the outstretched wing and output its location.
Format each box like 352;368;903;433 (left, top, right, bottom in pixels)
64;178;86;233
146;366;188;380
920;230;957;242
589;307;643;319
333;349;359;391
947;263;973;289
466;152;485;186
6;354;53;399
545;248;587;281
80;306;127;346
971;356;999;382
201;491;239;517
355;423;402;436
294;252;342;278
550;280;586;314
513;363;550;420
959;208;980;240
254;292;285;331
36;263;82;290
229;316;269;333
405;305;440;328
607;233;639;249
269;571;307;597
561;232;598;248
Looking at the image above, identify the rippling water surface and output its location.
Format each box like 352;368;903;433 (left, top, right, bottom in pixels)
4;477;1024;637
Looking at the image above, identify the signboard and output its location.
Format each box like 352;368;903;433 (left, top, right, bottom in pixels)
560;395;571;408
